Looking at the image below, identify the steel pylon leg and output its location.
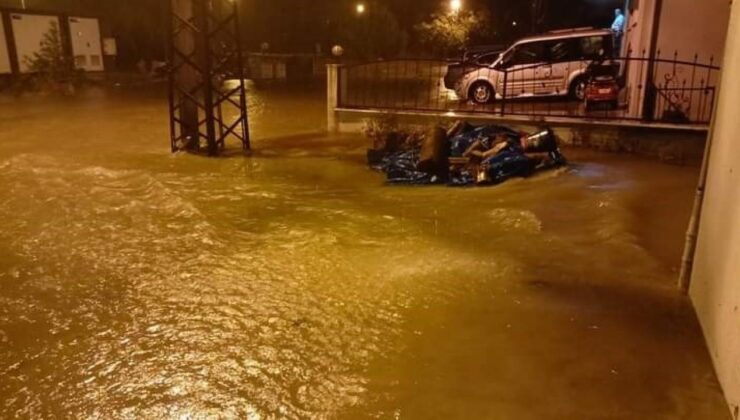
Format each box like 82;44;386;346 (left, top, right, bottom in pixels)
168;0;251;155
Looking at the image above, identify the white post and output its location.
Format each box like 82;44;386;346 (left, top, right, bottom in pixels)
327;63;340;133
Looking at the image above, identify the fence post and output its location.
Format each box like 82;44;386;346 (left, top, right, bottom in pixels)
327;63;340;133
500;70;508;117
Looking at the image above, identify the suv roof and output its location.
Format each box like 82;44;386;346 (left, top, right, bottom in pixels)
513;28;613;46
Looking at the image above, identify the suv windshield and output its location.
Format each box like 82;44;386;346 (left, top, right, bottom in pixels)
501;43;546;67
500;33;614;68
475;52;500;66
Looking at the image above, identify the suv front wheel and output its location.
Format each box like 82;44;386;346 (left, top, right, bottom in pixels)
569;76;588;101
469;81;495;105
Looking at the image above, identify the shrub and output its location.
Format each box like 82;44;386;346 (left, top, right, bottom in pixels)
23;22;83;94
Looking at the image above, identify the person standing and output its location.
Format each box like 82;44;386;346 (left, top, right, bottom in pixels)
611;8;626;52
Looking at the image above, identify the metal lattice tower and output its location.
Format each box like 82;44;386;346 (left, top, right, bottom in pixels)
168;0;250;155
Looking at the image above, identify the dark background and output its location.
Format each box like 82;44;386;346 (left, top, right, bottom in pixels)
243;0;625;51
0;0;625;65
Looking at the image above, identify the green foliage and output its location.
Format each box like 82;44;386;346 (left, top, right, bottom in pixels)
25;22;70;75
23;22;82;94
415;10;491;56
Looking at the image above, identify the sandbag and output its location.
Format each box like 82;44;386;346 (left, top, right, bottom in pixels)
418;126;449;176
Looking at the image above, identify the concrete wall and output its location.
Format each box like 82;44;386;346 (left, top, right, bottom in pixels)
625;0;729;62
690;2;740;419
332;106;707;164
247;54;327;81
0;15;10;74
623;0;658;117
656;0;730;64
326;65;708;164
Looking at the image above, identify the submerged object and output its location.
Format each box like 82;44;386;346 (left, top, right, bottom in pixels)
369;122;567;187
418;126;450;177
521;129;558;154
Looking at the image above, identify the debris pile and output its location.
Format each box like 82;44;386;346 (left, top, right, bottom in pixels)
367;121;567;186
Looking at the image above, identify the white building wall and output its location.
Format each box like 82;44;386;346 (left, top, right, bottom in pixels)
68;17;104;72
654;0;728;122
10;13;61;74
690;2;740;419
623;0;659;117
656;0;729;64
0;15;11;74
624;0;729;63
623;0;729;121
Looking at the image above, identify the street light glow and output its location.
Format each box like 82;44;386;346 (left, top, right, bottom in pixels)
356;3;366;14
450;0;462;13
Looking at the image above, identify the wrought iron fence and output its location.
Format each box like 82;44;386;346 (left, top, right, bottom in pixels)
336;50;720;125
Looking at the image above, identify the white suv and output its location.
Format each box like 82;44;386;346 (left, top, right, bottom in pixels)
453;28;615;104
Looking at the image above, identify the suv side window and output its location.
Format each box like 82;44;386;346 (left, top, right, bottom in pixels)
546;40;574;63
578;36;608;60
509;42;546;66
475;52;499;66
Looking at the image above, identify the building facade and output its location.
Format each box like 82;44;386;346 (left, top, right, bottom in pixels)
622;0;730;121
0;8;107;77
690;1;740;418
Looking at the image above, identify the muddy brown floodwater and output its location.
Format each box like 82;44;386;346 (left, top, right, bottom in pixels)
0;83;730;419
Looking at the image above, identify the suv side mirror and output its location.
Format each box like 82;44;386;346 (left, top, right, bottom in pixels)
498;49;517;69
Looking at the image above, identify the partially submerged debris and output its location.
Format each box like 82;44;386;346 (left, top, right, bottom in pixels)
367;120;567;186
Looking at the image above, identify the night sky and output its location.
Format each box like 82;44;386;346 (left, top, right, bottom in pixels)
243;0;626;51
0;0;626;60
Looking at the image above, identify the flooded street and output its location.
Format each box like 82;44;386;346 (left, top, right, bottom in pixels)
0;84;729;419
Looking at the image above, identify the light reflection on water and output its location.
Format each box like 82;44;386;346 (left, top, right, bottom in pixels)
0;84;730;419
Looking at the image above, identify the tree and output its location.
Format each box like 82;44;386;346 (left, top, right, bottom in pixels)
24;21;80;93
415;10;490;56
25;22;69;72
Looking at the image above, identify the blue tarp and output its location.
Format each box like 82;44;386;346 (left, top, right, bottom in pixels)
379;149;438;185
372;125;566;187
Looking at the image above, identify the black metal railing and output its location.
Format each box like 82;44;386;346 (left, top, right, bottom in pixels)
336;50;720;125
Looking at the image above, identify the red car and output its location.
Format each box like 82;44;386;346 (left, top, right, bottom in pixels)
584;62;620;111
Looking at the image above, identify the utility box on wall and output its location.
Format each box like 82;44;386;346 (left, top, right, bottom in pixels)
68;16;104;72
0;8;107;76
10;13;61;74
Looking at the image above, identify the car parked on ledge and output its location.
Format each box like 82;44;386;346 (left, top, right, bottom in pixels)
443;45;506;90
450;28;616;104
